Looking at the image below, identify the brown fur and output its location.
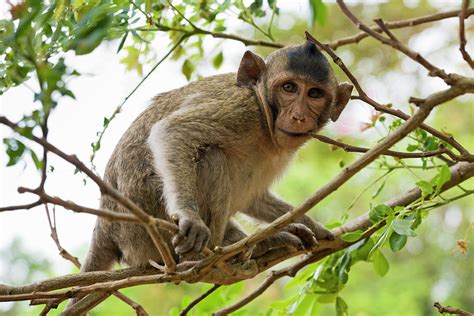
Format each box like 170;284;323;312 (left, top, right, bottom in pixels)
81;42;351;273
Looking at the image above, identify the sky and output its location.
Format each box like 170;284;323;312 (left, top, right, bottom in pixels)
0;0;469;286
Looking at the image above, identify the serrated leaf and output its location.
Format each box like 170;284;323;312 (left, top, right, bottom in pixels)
341;230;363;242
389;232;407;252
372;249;389;277
392;219;416;237
212;51;224;69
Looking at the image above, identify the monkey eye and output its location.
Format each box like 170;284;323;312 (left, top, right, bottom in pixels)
282;82;297;93
308;87;325;99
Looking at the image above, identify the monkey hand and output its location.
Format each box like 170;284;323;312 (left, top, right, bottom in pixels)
296;215;334;244
172;212;211;255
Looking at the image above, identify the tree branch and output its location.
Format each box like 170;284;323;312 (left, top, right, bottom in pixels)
214;161;474;315
0;200;42;212
336;0;451;83
0;116;176;271
180;284;221;316
311;134;472;161
458;0;474;68
305;32;474;160
1;161;472;303
329;7;474;50
434;302;473;316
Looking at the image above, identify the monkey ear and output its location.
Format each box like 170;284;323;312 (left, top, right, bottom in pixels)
331;82;353;122
237;51;266;87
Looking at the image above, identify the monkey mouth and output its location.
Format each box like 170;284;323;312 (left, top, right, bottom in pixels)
278;128;312;137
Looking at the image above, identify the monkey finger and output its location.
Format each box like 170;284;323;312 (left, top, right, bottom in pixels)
313;222;334;241
301;217;334;241
192;230;209;254
286;223;318;249
175;229;198;254
263;232;303;251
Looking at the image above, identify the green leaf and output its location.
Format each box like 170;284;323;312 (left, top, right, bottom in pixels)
317;293;337;303
3;138;26;167
336;296;349;316
291;293;319;316
392;219;416;237
389;232;407;252
372;178;387;199
371;249;389;277
406;144;418;152
116;31;129;53
423;136;439;151
212;51;224;69
369;204;393;223
120;46;143;75
341;230;363;242
181;59;195;81
435;164;451;194
416;180;433;197
308;0;328;27
29;150;43;170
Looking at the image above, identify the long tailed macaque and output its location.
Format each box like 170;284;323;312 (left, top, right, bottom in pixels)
82;41;353;272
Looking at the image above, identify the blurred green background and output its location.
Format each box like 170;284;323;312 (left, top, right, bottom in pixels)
1;0;473;315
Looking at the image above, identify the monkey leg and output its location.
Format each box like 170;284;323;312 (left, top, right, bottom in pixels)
222;219;255;262
81;219;121;272
65;220;121;312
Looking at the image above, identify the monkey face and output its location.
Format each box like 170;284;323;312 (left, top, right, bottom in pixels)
272;76;333;149
236;41;353;149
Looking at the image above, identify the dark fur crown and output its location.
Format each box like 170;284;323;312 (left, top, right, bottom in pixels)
287;41;329;82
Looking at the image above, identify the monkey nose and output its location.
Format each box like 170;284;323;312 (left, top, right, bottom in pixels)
292;114;306;122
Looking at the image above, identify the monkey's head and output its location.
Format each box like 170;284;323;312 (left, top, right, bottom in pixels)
237;41;353;149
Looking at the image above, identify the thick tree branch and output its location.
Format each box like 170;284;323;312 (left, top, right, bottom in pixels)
214;161;474;315
2;161;471;306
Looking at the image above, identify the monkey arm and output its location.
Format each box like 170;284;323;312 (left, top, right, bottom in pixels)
242;191;334;242
147;103;253;255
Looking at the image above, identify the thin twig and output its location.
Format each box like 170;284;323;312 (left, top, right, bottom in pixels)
459;0;474;68
44;204;82;269
434;302;473;316
110;291;149;316
312;134;471;161
180;284;221;316
336;0;450;83
329;7;474;50
0;200;42;212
